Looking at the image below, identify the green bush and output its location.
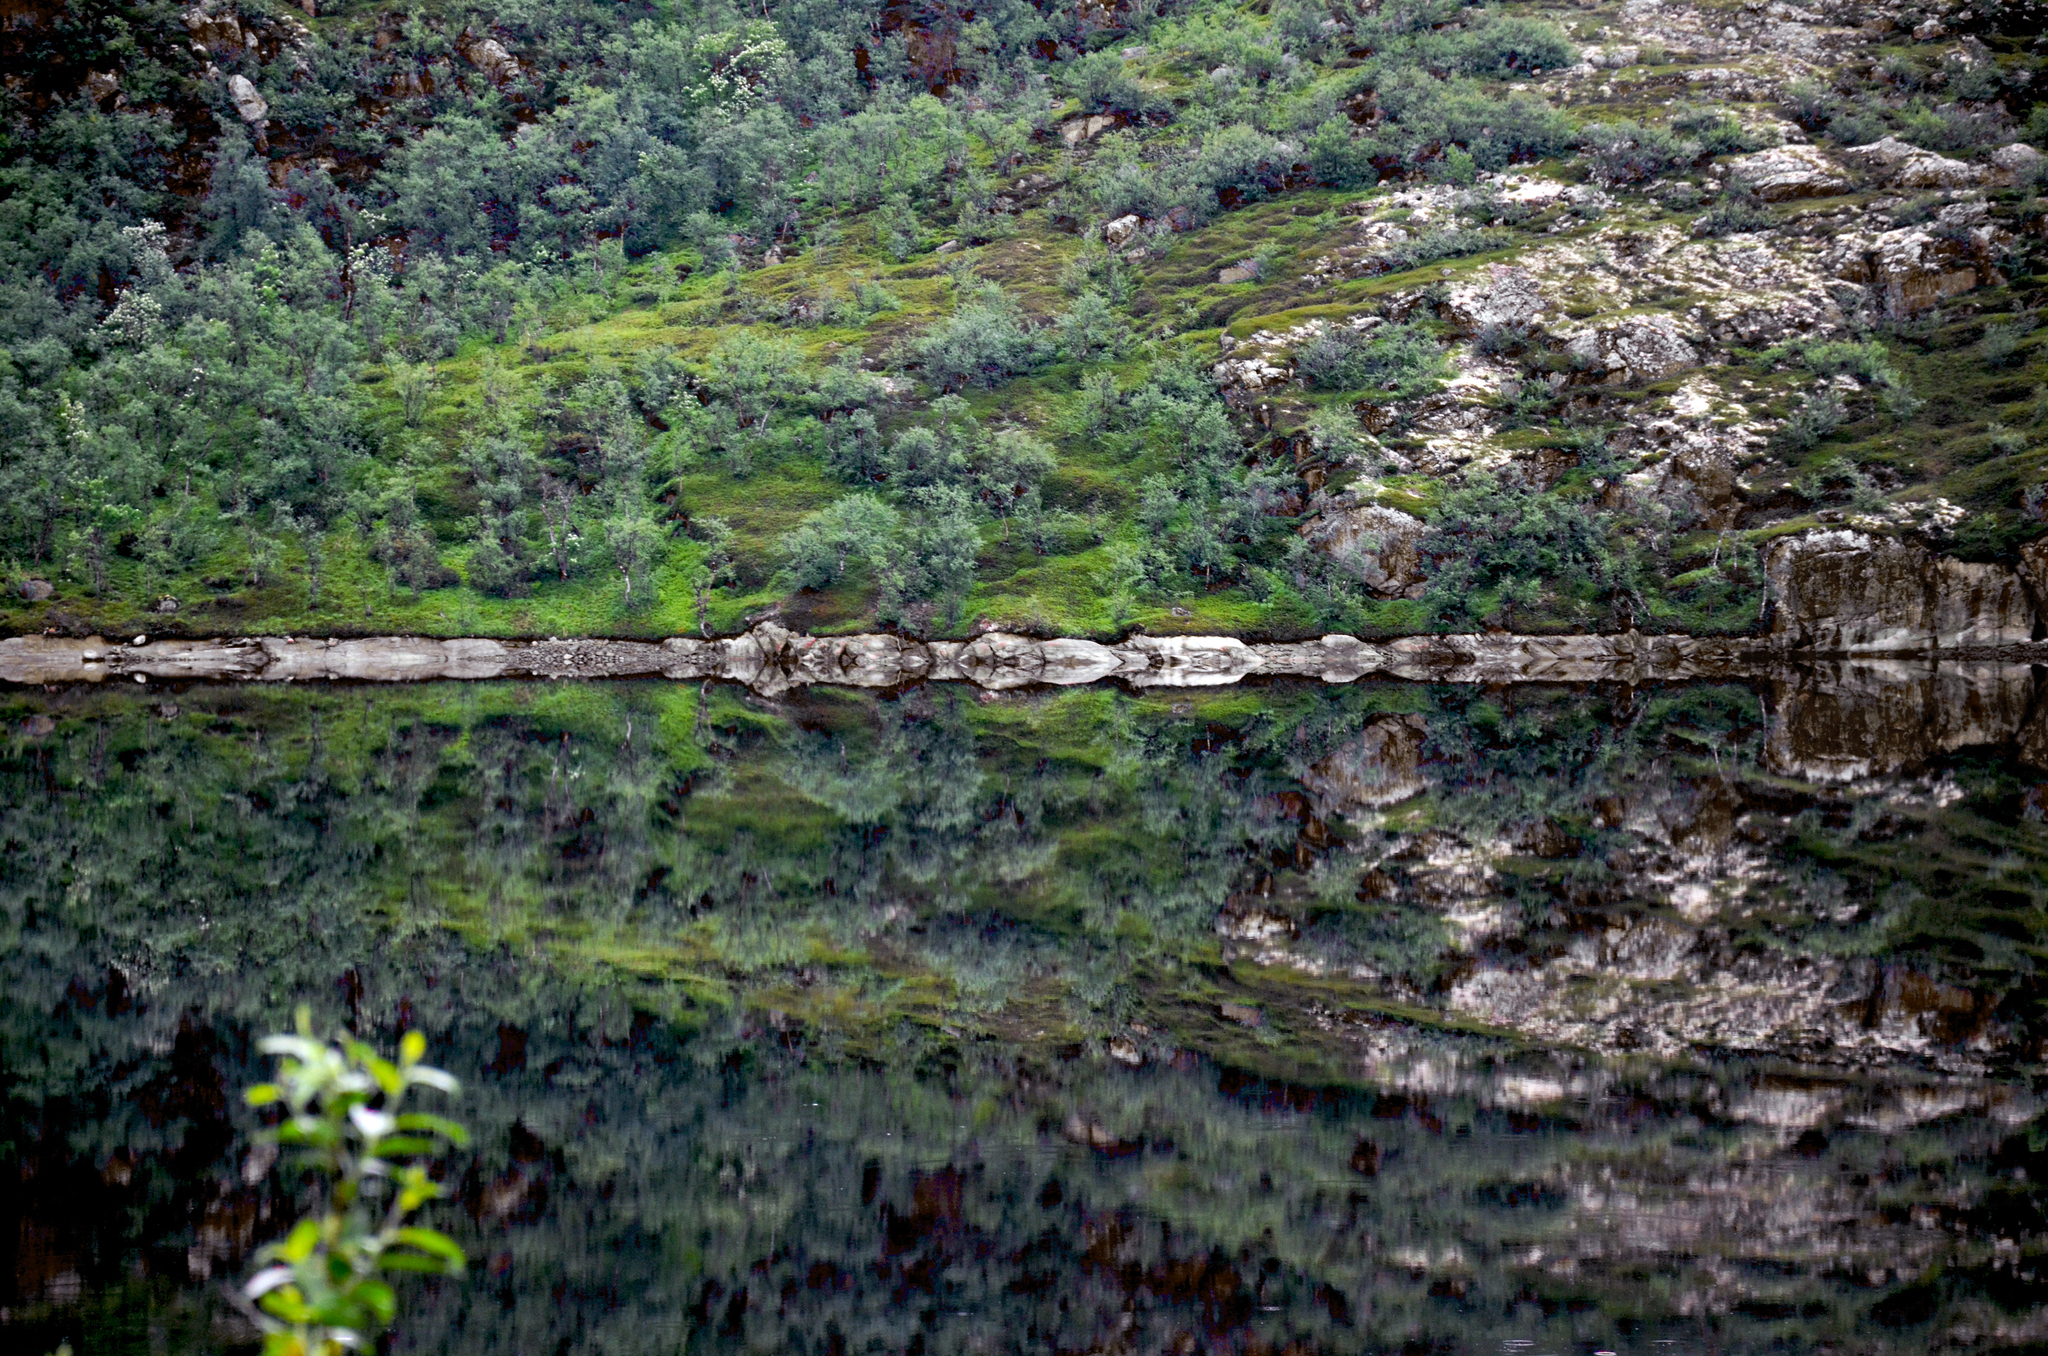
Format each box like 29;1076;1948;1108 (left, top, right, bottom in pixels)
908;280;1046;390
1778;389;1848;453
1694;185;1772;236
1294;321;1450;399
1418;473;1630;628
1420;14;1576;76
1582;120;1700;186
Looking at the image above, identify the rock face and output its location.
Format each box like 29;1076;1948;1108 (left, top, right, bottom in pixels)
1443;265;1546;334
1764;661;2040;781
1841;136;1981;189
1727;145;1849;201
1763;530;2038;652
1300;503;1426;597
1564;313;1699;384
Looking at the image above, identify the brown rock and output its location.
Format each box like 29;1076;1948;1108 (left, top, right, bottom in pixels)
1764;530;2037;652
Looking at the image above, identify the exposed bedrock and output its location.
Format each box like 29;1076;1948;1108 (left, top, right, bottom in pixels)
0;627;1771;691
1763;530;2046;652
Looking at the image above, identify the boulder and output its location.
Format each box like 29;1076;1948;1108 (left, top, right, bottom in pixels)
1763;530;2037;652
954;633;1119;689
19;579;53;601
1841;136;1980;189
1301;715;1430;813
226;73;268;125
1217;262;1259;284
1728;145;1849;201
184;5;246;50
1061;113;1118;146
1564;313;1699;384
459;31;521;83
1991;141;2044;183
1104;213;1142;247
1444;264;1546;335
1300;503;1426;597
1110;635;1259;687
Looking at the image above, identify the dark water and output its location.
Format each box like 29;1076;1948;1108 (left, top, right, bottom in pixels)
2;670;2046;1355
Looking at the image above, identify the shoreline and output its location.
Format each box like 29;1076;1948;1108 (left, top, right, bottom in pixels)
3;622;2043;693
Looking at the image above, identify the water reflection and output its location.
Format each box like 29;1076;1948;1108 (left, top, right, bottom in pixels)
1;672;2044;1354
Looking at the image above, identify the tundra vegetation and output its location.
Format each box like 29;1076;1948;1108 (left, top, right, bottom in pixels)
2;0;2044;640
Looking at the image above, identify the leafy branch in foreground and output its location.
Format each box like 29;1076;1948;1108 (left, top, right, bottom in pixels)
239;1009;469;1356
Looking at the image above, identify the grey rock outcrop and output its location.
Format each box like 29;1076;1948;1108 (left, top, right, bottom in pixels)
1841;136;1981;189
1300;503;1426;597
1564;313;1700;384
459;31;521;83
1727;145;1848;200
1763;529;2037;652
1827;212;2007;316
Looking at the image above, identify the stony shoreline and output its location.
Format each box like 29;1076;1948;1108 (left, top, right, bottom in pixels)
5;622;2047;692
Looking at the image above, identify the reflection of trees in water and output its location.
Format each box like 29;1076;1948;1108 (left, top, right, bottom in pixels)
2;680;2047;1354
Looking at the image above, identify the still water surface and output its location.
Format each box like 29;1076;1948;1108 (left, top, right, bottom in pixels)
2;671;2045;1355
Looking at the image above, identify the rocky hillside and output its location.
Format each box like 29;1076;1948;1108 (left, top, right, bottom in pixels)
1;0;2045;640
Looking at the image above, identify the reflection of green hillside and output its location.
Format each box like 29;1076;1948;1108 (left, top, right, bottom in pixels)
2;679;2047;1354
5;677;2048;1065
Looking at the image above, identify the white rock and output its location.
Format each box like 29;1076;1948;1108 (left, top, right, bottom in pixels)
1727;145;1847;201
226;73;268;124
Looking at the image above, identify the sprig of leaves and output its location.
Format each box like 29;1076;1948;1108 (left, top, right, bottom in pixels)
240;1008;469;1356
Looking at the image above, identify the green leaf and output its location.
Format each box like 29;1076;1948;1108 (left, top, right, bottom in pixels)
407;1065;461;1095
363;1053;403;1098
371;1135;435;1156
355;1279;397;1325
393;1113;470;1148
245;1083;281;1106
377;1252;456;1274
279;1219;319;1264
393;1227;467;1271
400;1030;426;1066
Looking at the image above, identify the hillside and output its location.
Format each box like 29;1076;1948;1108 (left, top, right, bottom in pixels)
2;0;2045;641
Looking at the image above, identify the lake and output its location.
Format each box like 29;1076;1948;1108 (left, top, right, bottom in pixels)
2;669;2044;1354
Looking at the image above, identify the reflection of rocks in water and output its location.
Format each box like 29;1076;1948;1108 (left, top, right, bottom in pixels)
1300;714;1429;816
1765;661;2044;781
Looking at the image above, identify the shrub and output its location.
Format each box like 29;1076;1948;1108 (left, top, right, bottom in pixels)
1295;321;1449;398
1190;123;1295;205
778;492;901;589
1693;186;1773;236
1778;389;1848;453
238;1011;469;1356
1981;319;2033;368
1056;289;1132;361
1417;473;1627;627
1062;51;1147;115
1581;120;1699;186
1669;105;1772;155
909;280;1045;390
1423;14;1576;76
1379;226;1516;272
